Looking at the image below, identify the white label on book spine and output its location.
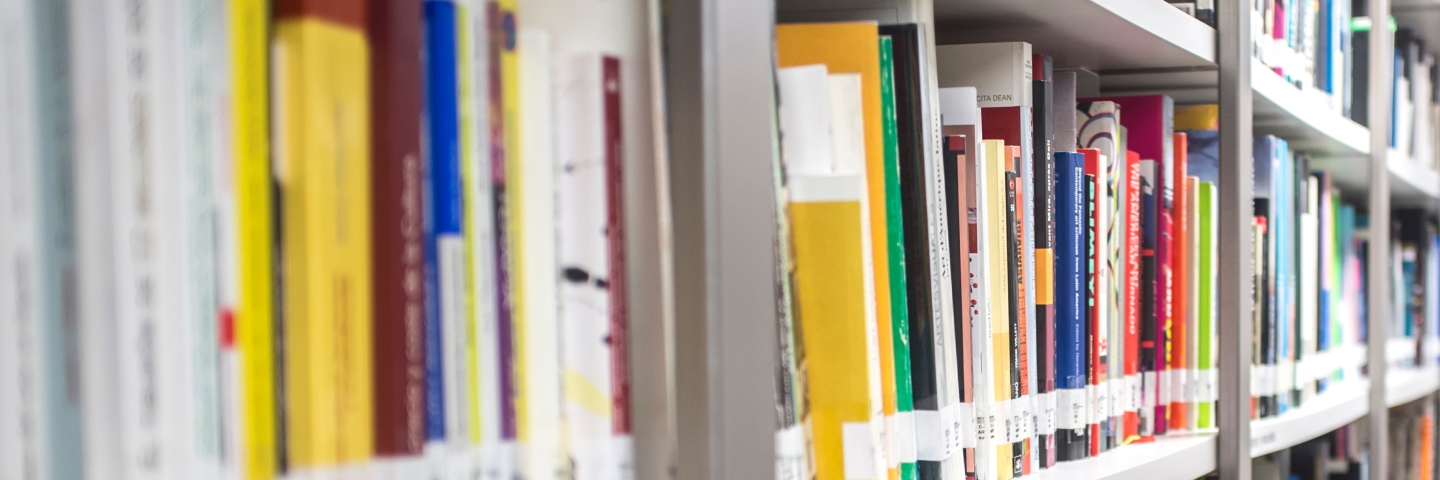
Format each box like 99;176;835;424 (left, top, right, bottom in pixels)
1057;389;1086;430
1013;397;1030;442
1143;372;1157;409
942;402;963;456
1157;366;1169;403
884;414;897;468
895;411;918;462
914;410;945;461
1127;374;1141;411
956;403;975;448
1042;392;1057;435
776;425;806;480
1110;378;1124;419
995;398;1012;445
1090;384;1105;425
842;422;877;479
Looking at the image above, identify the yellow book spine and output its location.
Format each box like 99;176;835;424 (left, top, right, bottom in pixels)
791;176;875;480
275;16;374;468
228;0;277;477
499;0;527;444
982;140;1013;480
456;2;483;445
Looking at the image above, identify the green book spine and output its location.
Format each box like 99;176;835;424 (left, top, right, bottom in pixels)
879;35;918;480
1197;182;1216;429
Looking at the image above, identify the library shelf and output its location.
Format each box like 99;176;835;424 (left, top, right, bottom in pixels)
1034;432;1216;480
1250;59;1371;157
931;0;1214;71
1248;379;1369;458
1386;150;1440;204
1385;367;1440;408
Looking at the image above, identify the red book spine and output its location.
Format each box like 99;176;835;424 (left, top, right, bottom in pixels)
1082;148;1104;456
369;0;426;456
603;57;631;438
1168;134;1189;431
1123;152;1141;443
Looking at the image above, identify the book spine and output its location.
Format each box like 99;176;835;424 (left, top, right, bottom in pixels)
1080;149;1109;455
942;136;969;479
489;0;519;459
1154;99;1175;437
961;128;990;480
1169;135;1190;432
982;139;1013;480
223;0;281;475
1186;177;1201;431
1085;171;1101;456
1030;54;1057;470
424;0;459;458
457;5;488;476
1010;146;1033;477
876;37;903;480
1138;159;1157;441
1004;162;1025;479
1124;154;1142;443
9;0;85;477
1198;182;1217;428
788;173;872;480
602;55;635;477
1053;152;1088;462
371;0;428;460
275;0;374;466
882;36;919;480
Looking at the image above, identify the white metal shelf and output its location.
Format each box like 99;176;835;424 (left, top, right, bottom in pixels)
1035;433;1217;480
931;0;1214;71
1248;380;1369;458
1250;60;1371;157
1386;149;1440;205
1385;367;1440;407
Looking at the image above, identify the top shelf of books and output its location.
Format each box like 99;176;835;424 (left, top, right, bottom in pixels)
932;0;1215;71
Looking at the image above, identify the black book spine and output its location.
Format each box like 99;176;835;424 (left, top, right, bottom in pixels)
1031;54;1057;469
1006;169;1025;477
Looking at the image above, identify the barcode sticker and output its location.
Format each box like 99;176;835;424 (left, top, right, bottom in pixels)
1043;392;1057;435
1090;384;1106;425
1142;372;1157;409
1057;389;1087;430
957;403;976;448
942;402;964;456
914;410;946;461
776;425;807;480
842;422;877;480
895;411;918;463
1127;374;1141;411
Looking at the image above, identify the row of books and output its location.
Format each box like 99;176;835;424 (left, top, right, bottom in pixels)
1251;0;1355;109
1243;132;1369;420
1388;397;1436;480
1390;209;1440;370
1392;27;1440;173
771;29;1233;480
0;0;639;479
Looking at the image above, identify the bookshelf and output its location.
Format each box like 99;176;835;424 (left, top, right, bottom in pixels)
1248;380;1370;457
1387;367;1440;407
669;0;1440;478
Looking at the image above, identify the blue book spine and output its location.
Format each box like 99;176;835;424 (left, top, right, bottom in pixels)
423;0;461;442
1054;152;1088;462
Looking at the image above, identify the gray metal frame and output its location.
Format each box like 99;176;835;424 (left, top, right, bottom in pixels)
1366;2;1394;480
665;0;780;479
1217;0;1255;478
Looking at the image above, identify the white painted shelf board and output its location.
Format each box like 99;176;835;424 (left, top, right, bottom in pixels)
1386;367;1440;408
1251;59;1371;157
1035;432;1216;480
932;0;1215;71
1387;150;1440;205
1248;380;1368;458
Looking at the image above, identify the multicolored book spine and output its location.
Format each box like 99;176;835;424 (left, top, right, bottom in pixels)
1079;147;1110;455
881;35;919;480
1053;151;1089;462
982;139;1014;480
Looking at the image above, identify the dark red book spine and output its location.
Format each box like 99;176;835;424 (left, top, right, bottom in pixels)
603;56;631;437
368;0;426;457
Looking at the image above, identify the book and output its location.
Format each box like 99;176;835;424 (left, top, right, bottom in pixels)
1080;147;1110;455
1197;181;1218;429
275;0;375;467
557;52;631;480
1125;154;1144;443
1030;54;1057;469
423;2;466;471
1;1;85;477
1053;151;1089;462
982;138;1015;480
1168;133;1191;432
878;36;909;479
1005;145;1032;477
369;0;427;463
1076;100;1122;450
942;87;990;480
784;63;881;478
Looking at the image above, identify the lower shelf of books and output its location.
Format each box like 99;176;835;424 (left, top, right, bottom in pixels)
1249;379;1369;458
1035;432;1216;480
1385;367;1440;407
